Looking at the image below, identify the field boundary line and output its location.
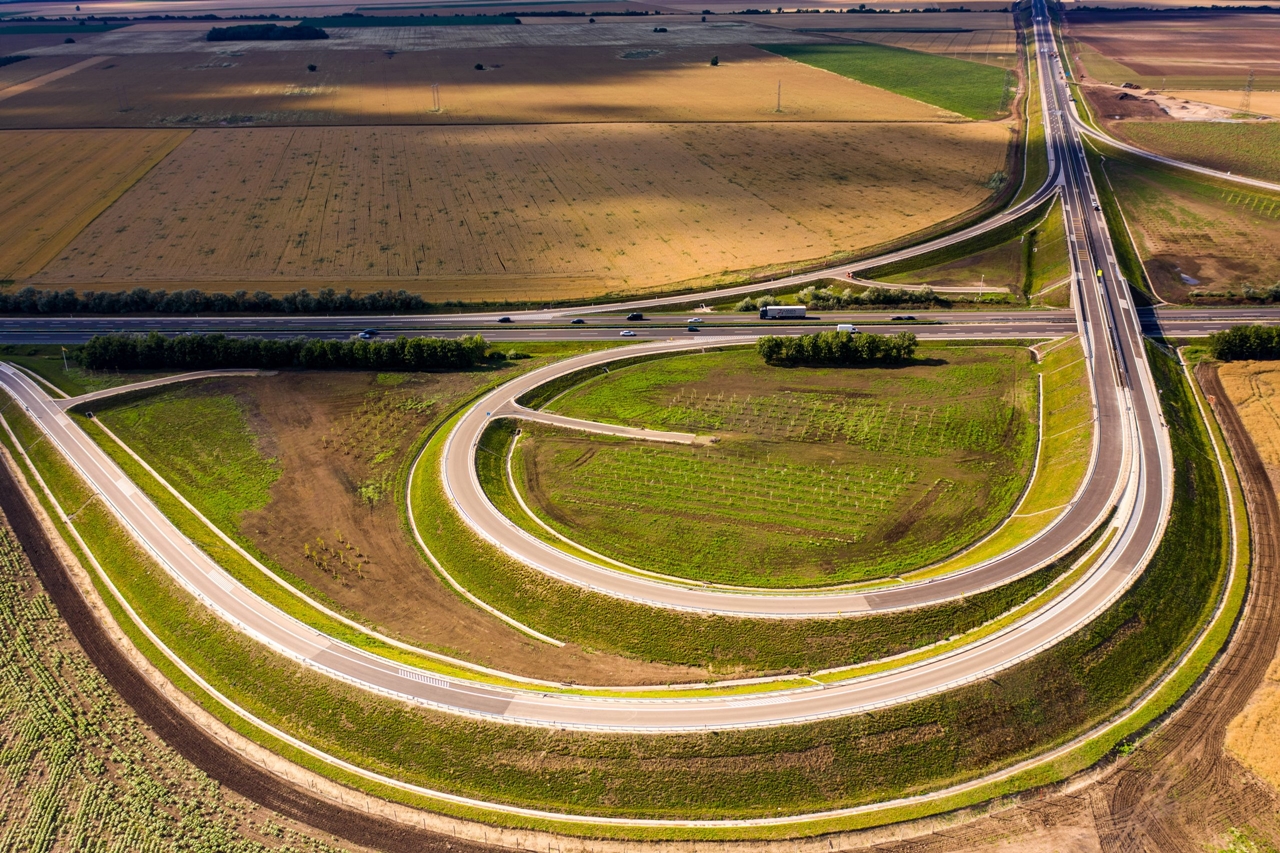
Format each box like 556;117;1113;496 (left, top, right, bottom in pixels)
0;56;108;102
11;129;191;280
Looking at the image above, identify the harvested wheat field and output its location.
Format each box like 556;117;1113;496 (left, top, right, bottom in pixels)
1167;89;1280;117
1217;360;1280;793
33;122;1010;299
0;44;952;128
0;129;189;280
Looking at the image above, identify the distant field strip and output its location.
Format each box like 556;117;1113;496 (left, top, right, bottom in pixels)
32;122;1008;298
0;55;109;103
0;44;946;127
0;129;190;280
838;29;1019;69
762;42;1015;121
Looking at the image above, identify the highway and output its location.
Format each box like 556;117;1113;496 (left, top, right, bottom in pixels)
0;0;1186;732
2;306;1277;346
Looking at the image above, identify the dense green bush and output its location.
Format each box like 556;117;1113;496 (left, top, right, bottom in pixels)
799;284;938;309
757;331;917;366
1207;324;1280;361
80;332;487;372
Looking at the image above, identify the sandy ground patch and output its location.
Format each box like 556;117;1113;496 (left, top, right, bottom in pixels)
0;128;189;280
0;43;951;128
31;121;1009;298
1167;88;1280;118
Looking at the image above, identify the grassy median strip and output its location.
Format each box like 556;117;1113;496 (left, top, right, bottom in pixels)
0;339;1243;835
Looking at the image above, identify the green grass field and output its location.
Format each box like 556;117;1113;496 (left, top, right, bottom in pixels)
762;42;1015;121
528;345;1036;587
95;388;281;535
1117;123;1280;187
0;335;1235;829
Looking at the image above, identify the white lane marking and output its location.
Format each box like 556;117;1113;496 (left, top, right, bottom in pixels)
115;475;136;497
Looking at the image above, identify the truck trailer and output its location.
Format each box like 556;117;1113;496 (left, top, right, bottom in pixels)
759;305;806;319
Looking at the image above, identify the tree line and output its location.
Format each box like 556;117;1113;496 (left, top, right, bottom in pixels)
207;23;328;40
1207;325;1280;361
757;331;917;367
0;287;439;315
80;333;488;372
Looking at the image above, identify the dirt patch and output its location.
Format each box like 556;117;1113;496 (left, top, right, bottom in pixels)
232;371;704;685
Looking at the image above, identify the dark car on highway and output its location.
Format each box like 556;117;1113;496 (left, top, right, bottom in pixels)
626;312;644;321
497;316;513;323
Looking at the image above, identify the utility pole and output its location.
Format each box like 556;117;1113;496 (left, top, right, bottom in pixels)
431;82;440;112
1242;69;1254;113
775;80;782;113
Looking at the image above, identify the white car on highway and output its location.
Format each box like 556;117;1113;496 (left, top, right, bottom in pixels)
619;330;637;337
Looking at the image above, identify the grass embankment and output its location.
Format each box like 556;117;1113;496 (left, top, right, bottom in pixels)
0;340;1239;833
1084;139;1155;304
860;196;1054;282
523;345;1036;587
879;199;1068;302
0;344;172;397
1026;199;1072;306
761;42;1015;121
908;334;1093;580
1013;17;1050;207
1117;122;1280;186
1088;149;1280;303
0;526;348;853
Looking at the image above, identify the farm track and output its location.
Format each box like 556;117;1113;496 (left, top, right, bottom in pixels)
1090;365;1280;851
0;445;493;853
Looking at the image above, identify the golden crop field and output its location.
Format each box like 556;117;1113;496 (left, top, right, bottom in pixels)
0;129;190;280
1167;90;1280;116
32;122;1010;300
1219;360;1280;792
0;44;953;128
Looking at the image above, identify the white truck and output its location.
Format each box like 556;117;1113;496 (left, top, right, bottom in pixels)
759;305;806;319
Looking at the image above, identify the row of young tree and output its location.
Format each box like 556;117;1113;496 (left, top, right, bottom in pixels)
1207;325;1280;361
80;333;488;372
0;287;439;315
735;285;940;313
757;331;917;367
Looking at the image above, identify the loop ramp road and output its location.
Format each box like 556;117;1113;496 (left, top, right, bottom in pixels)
0;4;1177;732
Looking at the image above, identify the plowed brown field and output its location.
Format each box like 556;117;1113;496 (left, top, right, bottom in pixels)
0;44;951;128
31;122;1010;299
0;129;190;280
